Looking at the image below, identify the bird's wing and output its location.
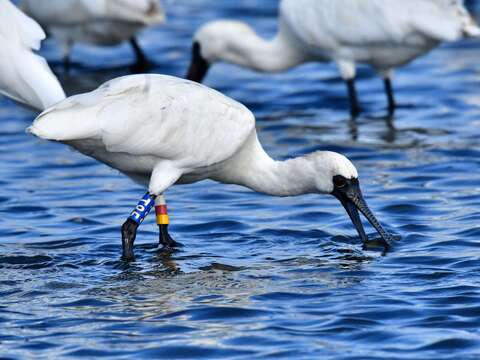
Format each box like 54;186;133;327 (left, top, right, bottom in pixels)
281;0;468;49
30;75;255;169
0;0;45;50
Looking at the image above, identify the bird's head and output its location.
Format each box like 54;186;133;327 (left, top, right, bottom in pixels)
186;20;253;82
310;152;393;248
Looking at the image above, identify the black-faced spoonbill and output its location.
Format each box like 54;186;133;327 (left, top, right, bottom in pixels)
29;74;394;260
21;0;165;71
0;0;65;110
186;0;480;116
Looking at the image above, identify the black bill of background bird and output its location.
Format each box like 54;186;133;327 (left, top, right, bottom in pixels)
186;42;210;83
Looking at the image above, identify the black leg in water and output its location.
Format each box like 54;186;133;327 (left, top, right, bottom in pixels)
346;79;361;118
384;78;396;115
121;218;139;260
159;224;181;250
121;193;181;260
121;193;156;261
129;38;151;72
155;196;181;250
63;55;71;73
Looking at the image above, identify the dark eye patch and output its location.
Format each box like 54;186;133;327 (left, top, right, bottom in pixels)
333;175;347;188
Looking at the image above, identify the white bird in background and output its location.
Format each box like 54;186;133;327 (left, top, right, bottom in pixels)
0;0;65;111
29;74;394;260
21;0;165;71
186;0;480;117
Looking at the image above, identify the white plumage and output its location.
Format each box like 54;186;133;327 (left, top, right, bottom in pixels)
29;74;392;257
0;0;65;110
280;0;479;69
21;0;165;67
30;75;257;194
188;0;480;115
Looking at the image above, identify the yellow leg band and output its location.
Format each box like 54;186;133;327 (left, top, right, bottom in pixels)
156;214;169;225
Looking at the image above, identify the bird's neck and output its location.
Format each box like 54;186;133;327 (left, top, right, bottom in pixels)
215;132;317;197
215;22;308;73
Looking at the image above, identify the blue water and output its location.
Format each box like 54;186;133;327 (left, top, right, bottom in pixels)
2;1;480;358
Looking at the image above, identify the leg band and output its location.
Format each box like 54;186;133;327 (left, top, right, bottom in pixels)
155;196;169;225
128;193;155;225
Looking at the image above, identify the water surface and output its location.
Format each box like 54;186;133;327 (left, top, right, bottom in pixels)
1;1;480;358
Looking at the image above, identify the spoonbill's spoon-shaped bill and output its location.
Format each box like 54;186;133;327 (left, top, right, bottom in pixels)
186;0;480;116
0;0;65;110
29;74;394;260
21;0;165;71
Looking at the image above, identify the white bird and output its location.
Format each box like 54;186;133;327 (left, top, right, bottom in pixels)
21;0;165;71
186;0;480;116
29;74;393;260
0;0;65;111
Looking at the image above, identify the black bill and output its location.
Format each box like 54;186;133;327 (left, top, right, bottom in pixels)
332;176;393;249
186;42;210;83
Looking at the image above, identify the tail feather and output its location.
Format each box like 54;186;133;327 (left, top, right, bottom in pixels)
463;22;480;37
28;93;100;141
460;1;480;38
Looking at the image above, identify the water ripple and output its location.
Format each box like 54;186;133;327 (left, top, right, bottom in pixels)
1;0;480;358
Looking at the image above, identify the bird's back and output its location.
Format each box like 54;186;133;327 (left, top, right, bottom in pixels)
280;0;476;52
22;0;165;26
30;75;256;171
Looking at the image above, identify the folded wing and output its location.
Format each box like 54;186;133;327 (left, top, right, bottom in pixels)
30;75;255;169
281;0;477;50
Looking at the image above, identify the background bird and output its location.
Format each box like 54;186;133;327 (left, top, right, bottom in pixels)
186;0;480;117
28;74;393;260
21;0;165;71
0;0;65;110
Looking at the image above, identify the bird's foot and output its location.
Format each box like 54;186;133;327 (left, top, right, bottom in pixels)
159;224;182;250
121;218;139;261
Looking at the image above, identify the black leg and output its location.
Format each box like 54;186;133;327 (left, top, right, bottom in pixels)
384;78;396;115
346;79;361;118
62;42;73;73
129;38;150;72
121;193;156;260
121;218;139;260
159;224;181;249
155;196;181;250
63;55;71;73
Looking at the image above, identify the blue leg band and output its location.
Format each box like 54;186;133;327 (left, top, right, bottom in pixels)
128;193;155;224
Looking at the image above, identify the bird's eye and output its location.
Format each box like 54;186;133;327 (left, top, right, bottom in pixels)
333;176;347;188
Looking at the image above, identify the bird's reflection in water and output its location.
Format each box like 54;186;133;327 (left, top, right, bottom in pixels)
347;116;359;142
256;107;401;146
71;231;383;324
382;115;397;144
153;248;182;275
360;113;398;144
